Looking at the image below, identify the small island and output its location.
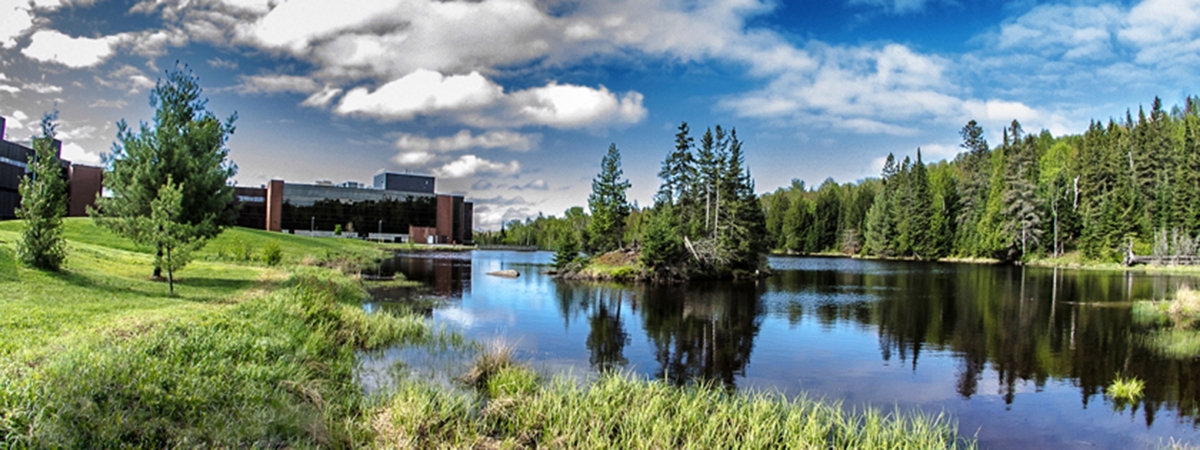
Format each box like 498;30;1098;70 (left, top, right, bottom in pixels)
523;123;771;283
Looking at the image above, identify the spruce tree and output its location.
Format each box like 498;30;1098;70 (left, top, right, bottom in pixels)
16;112;68;271
587;144;632;254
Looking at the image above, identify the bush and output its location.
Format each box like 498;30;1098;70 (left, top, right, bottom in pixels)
261;241;282;266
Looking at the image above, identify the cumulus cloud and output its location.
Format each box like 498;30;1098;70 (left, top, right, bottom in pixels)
394;130;539;153
510;83;646;128
336;70;503;120
334;69;645;130
0;0;34;48
301;85;342;107
94;65;156;94
22;30;118;68
433;155;520;179
60;142;102;165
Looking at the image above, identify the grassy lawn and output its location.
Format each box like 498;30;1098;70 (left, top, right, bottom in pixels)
0;218;445;447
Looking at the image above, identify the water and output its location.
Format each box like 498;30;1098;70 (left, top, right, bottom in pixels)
363;250;1200;449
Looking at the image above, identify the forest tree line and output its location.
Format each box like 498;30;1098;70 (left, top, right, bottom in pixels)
764;96;1200;263
479;96;1200;264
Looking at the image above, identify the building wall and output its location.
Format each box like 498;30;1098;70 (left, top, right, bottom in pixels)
436;195;453;243
67;165;102;217
266;180;283;232
373;172;434;193
0;140;30;220
409;226;438;244
234;186;267;229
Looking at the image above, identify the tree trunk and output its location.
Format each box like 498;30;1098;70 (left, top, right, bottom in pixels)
153;245;163;279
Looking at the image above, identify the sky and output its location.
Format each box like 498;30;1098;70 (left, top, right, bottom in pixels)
0;0;1197;229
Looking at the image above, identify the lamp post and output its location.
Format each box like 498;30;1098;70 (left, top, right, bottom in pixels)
378;220;383;242
310;216;314;235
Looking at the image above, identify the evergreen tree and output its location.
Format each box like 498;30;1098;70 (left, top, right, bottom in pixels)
999;128;1043;260
552;231;581;270
94;64;238;278
587;143;632;254
16;112;68;271
133;177;201;295
640;205;682;270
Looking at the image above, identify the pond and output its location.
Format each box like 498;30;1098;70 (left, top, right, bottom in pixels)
362;251;1200;450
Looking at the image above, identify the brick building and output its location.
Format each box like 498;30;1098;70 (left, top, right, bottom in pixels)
0;117;103;220
234;172;473;244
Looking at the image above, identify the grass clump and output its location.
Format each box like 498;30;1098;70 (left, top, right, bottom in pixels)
1108;376;1145;402
380;369;974;449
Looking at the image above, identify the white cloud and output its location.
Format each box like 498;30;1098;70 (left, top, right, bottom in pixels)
22;82;62;94
237;74;320;94
392;151;435;166
1120;0;1200;66
433;154;520;179
394;130;539;153
510;83;645;128
95;65;156;94
60;142;102;165
336;69;646;130
723;43;965;135
0;0;34;48
847;0;938;15
997;4;1123;60
22;30;118;68
0;84;19;94
335;70;503;120
301;85;342;108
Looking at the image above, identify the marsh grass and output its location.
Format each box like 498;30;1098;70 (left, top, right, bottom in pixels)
458;340;517;390
1134;286;1200;358
1109;376;1146;402
379;370;974;450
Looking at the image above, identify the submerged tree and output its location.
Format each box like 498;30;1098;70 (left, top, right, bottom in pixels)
16;112;68;271
94;64;238;278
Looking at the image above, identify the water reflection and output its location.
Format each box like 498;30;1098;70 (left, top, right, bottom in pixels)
380;252;1200;448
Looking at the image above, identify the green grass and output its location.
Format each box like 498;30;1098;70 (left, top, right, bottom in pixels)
1109;376;1146;402
0;218;458;447
379;370;974;449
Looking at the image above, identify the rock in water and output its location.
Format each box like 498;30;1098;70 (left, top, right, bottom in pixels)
487;269;520;278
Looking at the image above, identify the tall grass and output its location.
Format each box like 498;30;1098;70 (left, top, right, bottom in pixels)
0;268;442;448
1134;286;1200;358
379;366;974;449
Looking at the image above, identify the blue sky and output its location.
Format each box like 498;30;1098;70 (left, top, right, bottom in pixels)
1;0;1197;229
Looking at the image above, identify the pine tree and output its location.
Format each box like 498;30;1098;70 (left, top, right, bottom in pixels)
999;132;1043;261
587;144;632;254
16;112;68;271
94;64;238;278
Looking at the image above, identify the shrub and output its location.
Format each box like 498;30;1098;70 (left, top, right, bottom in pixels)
1108;376;1145;402
262;241;282;266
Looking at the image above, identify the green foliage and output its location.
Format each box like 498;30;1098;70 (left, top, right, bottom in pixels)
587;143;632;254
640;206;682;270
333;223;343;236
552;231;581;270
16;112;68;271
94;64;237;277
261;240;282;266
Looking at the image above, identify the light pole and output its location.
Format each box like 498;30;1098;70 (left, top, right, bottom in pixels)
378;220;383;242
310;216;314;235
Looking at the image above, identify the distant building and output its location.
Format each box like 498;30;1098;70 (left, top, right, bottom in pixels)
0;117;103;220
234;172;473;244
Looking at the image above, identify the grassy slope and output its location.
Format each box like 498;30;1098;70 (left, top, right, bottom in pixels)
0;218;442;447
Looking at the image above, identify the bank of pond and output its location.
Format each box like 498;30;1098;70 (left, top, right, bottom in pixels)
0;222;973;449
